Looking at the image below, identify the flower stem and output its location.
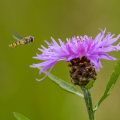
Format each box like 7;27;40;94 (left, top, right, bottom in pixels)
81;86;95;120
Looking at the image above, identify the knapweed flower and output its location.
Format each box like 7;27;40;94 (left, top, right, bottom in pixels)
30;28;120;85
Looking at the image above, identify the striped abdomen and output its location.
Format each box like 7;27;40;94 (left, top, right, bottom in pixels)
9;41;24;48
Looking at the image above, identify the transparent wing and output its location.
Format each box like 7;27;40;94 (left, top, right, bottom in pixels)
10;29;24;41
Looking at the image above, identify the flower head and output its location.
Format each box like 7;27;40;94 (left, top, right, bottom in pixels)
30;28;120;81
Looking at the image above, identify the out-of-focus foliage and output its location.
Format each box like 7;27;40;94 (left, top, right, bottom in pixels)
0;0;120;120
94;58;120;112
14;112;29;120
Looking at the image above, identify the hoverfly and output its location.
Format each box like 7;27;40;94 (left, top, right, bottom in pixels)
9;29;34;49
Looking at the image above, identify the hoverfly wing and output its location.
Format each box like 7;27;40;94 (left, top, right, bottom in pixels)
9;29;24;41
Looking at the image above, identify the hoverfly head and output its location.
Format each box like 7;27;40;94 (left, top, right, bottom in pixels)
30;36;34;42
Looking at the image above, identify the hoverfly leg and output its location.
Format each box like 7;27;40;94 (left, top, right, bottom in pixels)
28;43;31;46
9;46;17;49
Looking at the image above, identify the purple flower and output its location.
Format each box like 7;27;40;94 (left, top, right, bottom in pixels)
30;28;120;81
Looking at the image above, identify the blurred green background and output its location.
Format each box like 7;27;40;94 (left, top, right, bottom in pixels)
0;0;120;120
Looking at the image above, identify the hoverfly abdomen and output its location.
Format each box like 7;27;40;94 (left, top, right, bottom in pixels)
19;41;25;45
9;42;20;48
17;41;21;45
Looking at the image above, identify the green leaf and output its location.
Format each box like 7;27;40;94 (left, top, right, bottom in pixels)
94;58;120;112
37;67;83;98
48;72;84;98
85;80;94;89
13;112;29;120
38;67;42;70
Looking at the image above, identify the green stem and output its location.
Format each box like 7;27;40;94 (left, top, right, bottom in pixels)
81;86;95;120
